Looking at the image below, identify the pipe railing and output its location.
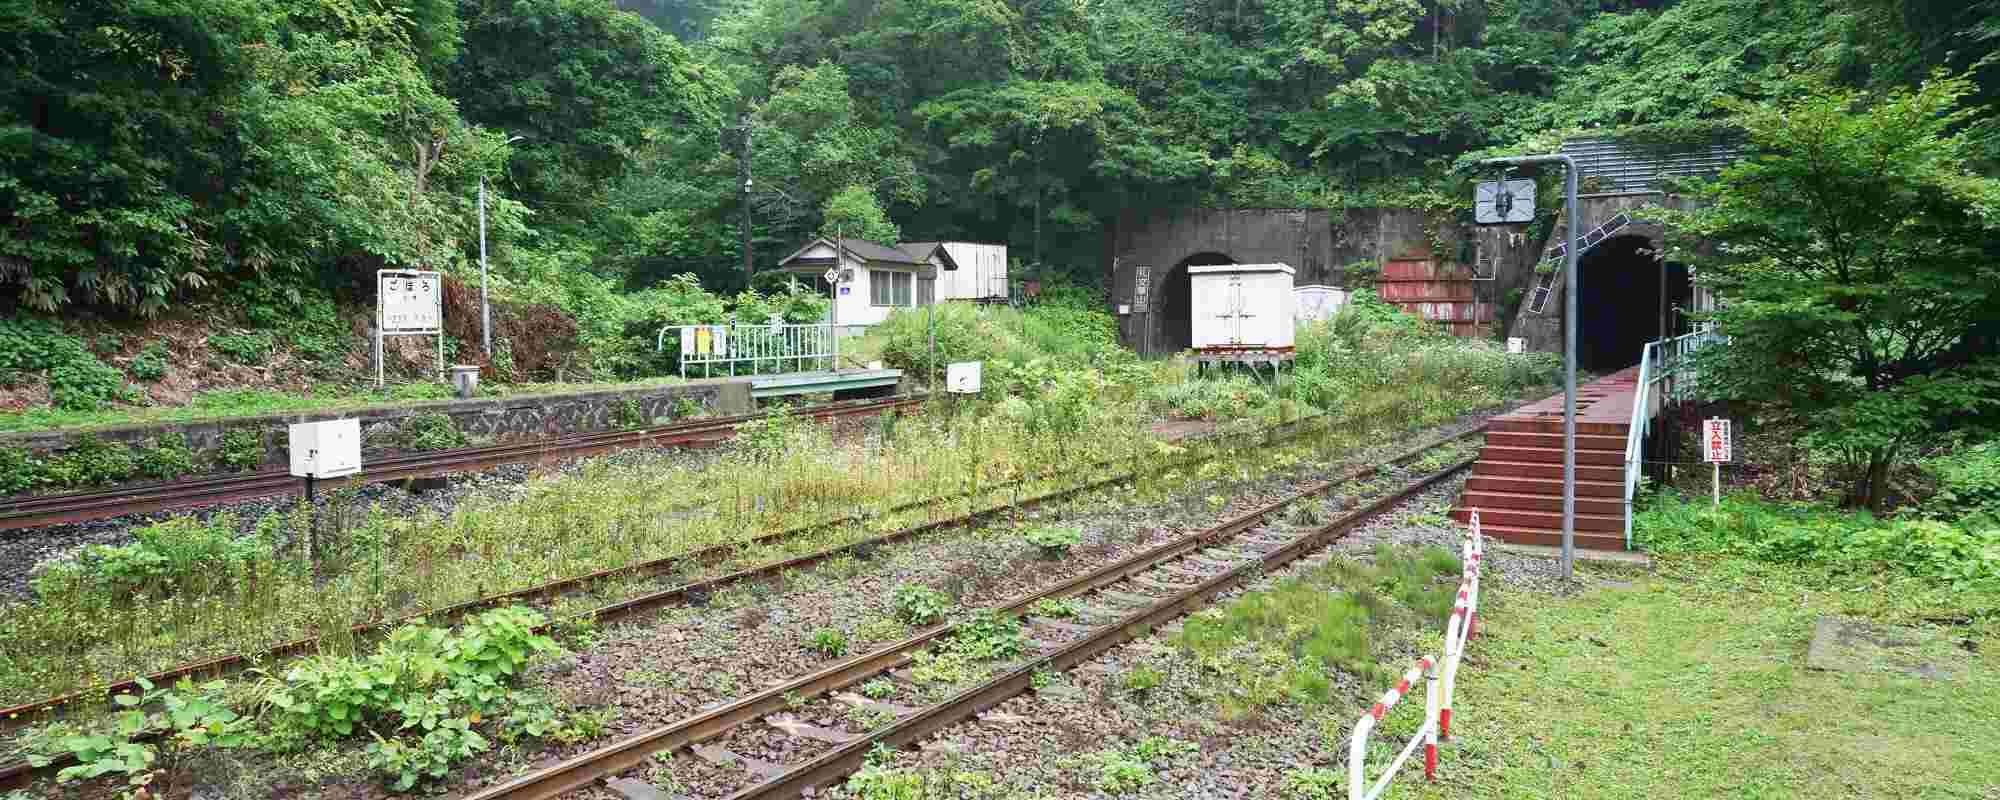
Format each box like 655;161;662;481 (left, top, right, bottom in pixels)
659;322;844;378
1623;327;1726;547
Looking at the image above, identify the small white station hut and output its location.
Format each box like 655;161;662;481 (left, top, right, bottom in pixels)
1189;263;1296;369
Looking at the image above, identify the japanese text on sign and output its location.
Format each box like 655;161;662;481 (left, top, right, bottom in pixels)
378;271;441;334
1704;418;1732;463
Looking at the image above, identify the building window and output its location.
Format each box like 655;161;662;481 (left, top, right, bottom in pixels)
870;269;913;306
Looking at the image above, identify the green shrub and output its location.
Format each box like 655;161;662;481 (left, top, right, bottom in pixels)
1283;766;1343;799
49;356;128;411
219;429;264;470
208;332;275;364
24;677;249;797
1921;440;2000;525
67;516;267;597
615;397;644;429
1030;597;1078;618
404;413;466;450
890;584;952;626
365;721;488;791
0;448;39;494
810;627;849;657
136;433;195;480
1122;664;1163;694
40;434;138;488
1638;493;2000;589
1023;525;1084;558
129;341;169;381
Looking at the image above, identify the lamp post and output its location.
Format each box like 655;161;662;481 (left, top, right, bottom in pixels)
479;134;527;356
1479;153;1580;581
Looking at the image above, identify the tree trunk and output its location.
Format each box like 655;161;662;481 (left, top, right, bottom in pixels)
1846;449;1895;511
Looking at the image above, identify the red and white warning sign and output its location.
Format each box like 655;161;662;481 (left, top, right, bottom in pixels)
1704;418;1732;463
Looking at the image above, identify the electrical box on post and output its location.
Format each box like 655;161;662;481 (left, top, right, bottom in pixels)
289;419;362;479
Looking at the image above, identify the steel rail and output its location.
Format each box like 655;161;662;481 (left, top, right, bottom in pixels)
727;453;1477;800
0;410;1349;789
0;396;923;530
458;430;1480;800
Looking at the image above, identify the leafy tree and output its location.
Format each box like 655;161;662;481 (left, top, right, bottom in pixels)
819;185;899;245
1661;75;2000;510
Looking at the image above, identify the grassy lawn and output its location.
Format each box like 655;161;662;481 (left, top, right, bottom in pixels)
1410;557;2000;800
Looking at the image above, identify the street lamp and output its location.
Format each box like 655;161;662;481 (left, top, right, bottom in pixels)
479;134;527;356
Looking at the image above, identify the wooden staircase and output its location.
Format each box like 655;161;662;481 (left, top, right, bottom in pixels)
1453;369;1639;551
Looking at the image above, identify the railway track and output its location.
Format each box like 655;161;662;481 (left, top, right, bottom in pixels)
0;395;925;531
460;430;1479;800
0;408;1352;790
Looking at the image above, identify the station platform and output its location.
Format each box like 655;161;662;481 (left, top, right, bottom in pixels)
1453;367;1639;551
749;368;902;399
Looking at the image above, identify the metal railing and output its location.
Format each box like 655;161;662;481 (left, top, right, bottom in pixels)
658;322;842;378
1623;327;1726;547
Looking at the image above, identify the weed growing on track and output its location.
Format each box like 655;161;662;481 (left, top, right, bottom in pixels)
1030;597;1079;618
810;627;850;657
1173;546;1461;717
860;679;897;699
1022;524;1083;558
891;584;952;626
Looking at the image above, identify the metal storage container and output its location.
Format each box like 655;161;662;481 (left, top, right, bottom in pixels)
1293;284;1349;323
1189;263;1296;354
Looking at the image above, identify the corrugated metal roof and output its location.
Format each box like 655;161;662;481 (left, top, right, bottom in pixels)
1560;136;1744;193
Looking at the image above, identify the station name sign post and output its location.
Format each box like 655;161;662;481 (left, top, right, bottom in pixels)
376;270;444;388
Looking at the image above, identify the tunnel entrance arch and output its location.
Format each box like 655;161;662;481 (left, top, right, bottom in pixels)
1575;234;1690;371
1156;251;1235;354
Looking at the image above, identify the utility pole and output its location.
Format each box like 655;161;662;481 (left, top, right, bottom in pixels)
740;110;754;283
1479;153;1580;581
479;135;526;357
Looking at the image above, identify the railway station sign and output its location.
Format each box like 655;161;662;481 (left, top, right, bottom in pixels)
374;269;445;387
378;270;442;334
1704;418;1732;463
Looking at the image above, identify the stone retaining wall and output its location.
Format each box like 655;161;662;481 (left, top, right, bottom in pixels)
0;379;754;469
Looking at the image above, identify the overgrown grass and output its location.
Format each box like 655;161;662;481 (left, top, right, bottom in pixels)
1173;545;1461;718
0;377;687;434
1401;557;2000;800
1637;492;2000;593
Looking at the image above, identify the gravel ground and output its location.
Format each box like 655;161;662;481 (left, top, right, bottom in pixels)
810;470;1495;800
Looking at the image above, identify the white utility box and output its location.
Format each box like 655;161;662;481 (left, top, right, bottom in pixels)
288;419;362;479
945;361;982;394
1189;263;1296;356
1293;284;1349;324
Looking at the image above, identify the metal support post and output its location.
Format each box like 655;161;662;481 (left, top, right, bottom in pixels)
1478;153;1580;580
479;177;491;356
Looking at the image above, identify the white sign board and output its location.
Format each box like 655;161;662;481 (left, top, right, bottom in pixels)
288;419;361;479
1507;337;1526;354
378;270;442;334
1132;265;1152;310
1704;418;1732;463
945;361;982;394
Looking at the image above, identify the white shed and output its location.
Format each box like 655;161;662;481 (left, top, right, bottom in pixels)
1293;285;1349;323
906;242;1007;301
1189;263;1296;356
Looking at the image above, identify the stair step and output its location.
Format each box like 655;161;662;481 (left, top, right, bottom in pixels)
1483;431;1628;452
1489;417;1630;436
1461;490;1624;515
1465;522;1628;551
1465;475;1624;498
1455;506;1623;532
1470;460;1623;482
1480;446;1624;467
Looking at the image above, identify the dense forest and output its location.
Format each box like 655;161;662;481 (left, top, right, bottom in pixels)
4;0;1996;323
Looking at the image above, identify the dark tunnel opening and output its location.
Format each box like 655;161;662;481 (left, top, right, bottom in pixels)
1575;235;1690;372
1159;251;1234;354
